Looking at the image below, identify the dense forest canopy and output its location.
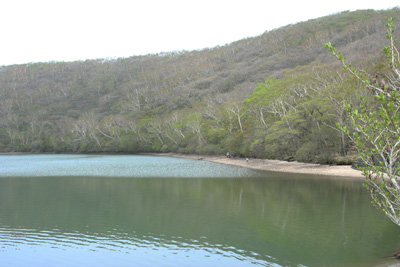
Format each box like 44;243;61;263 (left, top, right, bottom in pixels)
1;8;399;163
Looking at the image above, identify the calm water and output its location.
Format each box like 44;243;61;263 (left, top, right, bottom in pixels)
1;154;400;267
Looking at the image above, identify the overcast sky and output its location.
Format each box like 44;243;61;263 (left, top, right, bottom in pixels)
1;0;399;66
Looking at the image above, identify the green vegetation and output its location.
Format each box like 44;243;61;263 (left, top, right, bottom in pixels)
0;8;399;164
326;17;400;228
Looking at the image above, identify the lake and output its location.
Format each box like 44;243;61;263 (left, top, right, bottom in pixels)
1;154;400;266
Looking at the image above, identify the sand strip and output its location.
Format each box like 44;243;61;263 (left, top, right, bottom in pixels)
152;153;364;179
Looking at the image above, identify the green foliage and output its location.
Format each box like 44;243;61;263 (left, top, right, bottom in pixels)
244;77;283;106
295;142;318;162
196;144;224;155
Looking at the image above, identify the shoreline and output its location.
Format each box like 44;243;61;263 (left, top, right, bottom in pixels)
153;153;364;179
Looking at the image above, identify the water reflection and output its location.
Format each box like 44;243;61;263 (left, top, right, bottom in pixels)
0;176;398;266
1;156;400;266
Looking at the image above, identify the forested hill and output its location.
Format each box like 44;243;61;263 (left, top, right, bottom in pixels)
1;8;399;163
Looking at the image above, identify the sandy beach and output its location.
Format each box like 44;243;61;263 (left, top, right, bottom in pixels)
155;153;364;179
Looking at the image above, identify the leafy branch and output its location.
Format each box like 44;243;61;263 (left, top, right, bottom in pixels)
326;18;400;227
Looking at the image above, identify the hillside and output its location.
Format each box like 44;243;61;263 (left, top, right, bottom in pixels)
1;8;399;163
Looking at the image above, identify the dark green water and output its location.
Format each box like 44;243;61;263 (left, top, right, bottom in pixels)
1;154;400;266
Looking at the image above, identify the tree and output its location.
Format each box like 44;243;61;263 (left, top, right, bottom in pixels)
325;18;400;228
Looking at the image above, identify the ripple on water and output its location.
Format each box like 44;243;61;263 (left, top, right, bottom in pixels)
0;154;261;178
0;226;277;266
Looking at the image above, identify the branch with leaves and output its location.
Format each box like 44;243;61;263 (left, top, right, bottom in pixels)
325;18;400;227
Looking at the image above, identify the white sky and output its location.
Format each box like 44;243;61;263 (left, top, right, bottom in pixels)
1;0;399;66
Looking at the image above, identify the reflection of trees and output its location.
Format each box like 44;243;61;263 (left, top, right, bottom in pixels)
0;176;399;266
